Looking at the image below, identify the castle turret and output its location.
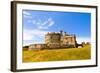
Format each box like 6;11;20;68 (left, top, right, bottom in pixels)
60;30;63;36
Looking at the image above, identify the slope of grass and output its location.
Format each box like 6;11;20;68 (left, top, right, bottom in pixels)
23;45;91;62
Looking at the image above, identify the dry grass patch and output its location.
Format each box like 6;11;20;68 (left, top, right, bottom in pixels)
23;45;91;62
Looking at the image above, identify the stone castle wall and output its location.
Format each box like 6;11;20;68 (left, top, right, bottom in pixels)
29;31;77;50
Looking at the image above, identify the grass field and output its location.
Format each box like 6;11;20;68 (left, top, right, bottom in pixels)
23;44;91;63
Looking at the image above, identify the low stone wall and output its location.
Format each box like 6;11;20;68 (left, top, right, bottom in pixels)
29;44;48;50
28;43;77;50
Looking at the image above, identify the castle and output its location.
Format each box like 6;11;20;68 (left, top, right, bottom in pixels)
28;31;78;50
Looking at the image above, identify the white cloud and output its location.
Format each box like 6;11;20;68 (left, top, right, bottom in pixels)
48;21;55;27
31;20;36;24
23;31;34;41
24;15;32;18
23;17;55;46
23;11;32;19
25;17;55;29
23;40;35;46
23;29;48;46
37;17;55;29
23;29;48;41
23;11;31;16
76;37;91;44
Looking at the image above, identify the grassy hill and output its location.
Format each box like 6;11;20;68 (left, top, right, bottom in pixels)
23;44;91;62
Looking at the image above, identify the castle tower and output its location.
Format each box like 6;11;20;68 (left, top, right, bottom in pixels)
45;32;61;48
60;33;77;48
60;30;63;36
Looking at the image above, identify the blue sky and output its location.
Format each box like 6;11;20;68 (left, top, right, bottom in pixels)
22;10;91;46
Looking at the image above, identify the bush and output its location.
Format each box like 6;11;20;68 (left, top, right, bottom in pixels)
23;46;29;48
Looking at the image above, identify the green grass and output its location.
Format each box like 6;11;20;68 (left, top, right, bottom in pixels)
23;45;91;62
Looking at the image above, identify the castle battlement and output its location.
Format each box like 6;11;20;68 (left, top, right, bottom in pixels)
46;32;60;35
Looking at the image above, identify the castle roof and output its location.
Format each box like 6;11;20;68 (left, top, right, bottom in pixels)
45;31;76;37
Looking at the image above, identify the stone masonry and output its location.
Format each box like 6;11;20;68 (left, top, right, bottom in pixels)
29;31;77;50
